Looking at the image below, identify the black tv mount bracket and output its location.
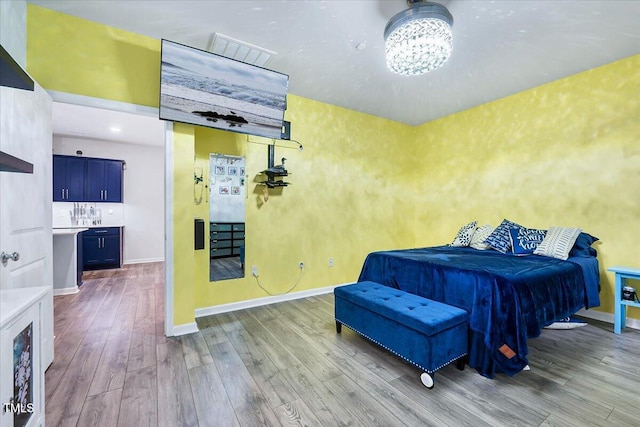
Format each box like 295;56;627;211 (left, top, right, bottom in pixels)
280;122;303;151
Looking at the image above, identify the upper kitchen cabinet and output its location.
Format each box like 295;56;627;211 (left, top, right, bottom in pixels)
53;155;85;201
53;155;124;203
85;158;123;202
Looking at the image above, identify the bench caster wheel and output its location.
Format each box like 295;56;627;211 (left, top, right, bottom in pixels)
420;372;434;389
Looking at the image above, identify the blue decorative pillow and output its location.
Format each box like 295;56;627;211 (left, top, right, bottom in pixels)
508;226;547;256
569;232;599;257
483;219;523;254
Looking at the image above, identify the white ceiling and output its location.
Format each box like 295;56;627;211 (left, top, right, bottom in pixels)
52;102;165;147
35;0;640;130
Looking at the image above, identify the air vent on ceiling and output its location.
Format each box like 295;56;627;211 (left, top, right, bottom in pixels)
207;33;276;67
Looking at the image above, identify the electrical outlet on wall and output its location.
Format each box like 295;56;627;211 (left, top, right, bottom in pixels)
299;261;305;269
251;265;259;277
328;258;334;267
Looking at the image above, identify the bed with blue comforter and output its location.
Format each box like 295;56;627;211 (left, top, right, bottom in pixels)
357;245;600;378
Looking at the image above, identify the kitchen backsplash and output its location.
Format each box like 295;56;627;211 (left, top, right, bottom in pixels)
53;202;124;228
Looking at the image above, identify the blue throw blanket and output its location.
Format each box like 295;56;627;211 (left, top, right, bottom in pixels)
358;246;600;377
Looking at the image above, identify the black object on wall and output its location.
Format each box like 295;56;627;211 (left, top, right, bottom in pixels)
281;121;291;140
0;44;34;91
194;218;205;250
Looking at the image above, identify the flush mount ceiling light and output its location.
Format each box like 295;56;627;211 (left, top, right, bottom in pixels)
384;0;453;76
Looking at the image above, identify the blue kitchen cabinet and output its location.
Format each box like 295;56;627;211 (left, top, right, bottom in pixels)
52;155;85;201
82;227;122;269
85;158;123;202
53;155;123;202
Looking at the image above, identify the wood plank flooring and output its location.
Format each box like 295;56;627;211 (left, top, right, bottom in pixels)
210;256;243;282
47;262;640;426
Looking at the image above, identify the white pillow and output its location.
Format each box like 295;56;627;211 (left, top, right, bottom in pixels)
470;224;493;250
533;226;582;260
450;221;478;247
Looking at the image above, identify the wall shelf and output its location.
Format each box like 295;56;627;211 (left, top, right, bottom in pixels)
0;150;33;173
260;166;290;187
0;44;34;91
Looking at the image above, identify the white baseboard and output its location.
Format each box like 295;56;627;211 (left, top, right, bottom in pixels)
170;322;199;337
53;286;79;296
123;257;164;265
195;283;346;318
181;285;640;337
576;308;640;331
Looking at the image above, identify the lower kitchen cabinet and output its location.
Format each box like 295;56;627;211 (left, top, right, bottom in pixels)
82;227;122;270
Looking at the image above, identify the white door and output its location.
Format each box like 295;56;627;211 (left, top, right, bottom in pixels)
0;83;54;366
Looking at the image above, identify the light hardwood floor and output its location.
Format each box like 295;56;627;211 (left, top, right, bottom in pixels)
46;262;640;426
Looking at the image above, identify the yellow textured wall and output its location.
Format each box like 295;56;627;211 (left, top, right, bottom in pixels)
414;54;640;317
192;95;417;308
172;124;196;325
27;5;159;106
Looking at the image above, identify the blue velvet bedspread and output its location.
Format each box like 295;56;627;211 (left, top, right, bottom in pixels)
357;246;600;377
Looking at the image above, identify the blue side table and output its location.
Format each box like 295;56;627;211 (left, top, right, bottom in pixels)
608;266;640;334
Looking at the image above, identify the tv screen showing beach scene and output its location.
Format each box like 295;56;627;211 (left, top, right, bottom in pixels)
160;39;289;139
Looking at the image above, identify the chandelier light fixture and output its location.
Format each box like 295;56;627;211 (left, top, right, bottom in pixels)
384;0;454;76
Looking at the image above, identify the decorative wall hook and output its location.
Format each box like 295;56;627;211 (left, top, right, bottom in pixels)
194;167;204;204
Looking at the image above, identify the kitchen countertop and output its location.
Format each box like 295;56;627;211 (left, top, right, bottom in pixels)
53;227;89;235
0;286;50;328
53;225;123;231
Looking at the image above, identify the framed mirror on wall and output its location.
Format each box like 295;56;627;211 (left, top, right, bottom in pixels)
209;153;245;281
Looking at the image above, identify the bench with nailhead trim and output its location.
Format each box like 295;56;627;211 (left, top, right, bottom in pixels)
334;281;468;388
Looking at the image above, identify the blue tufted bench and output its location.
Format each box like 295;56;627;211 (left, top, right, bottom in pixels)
334;281;469;388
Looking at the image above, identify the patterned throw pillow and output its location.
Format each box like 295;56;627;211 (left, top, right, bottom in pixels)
533;226;583;260
508;226;547;256
450;221;478;247
483;219;523;253
470;224;494;250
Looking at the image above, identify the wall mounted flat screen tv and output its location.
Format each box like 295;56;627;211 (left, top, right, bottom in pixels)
159;39;289;139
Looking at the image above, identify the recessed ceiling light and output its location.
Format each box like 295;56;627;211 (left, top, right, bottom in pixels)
110;126;121;133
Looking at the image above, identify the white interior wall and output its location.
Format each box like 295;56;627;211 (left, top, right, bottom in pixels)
53;135;164;264
0;0;27;67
